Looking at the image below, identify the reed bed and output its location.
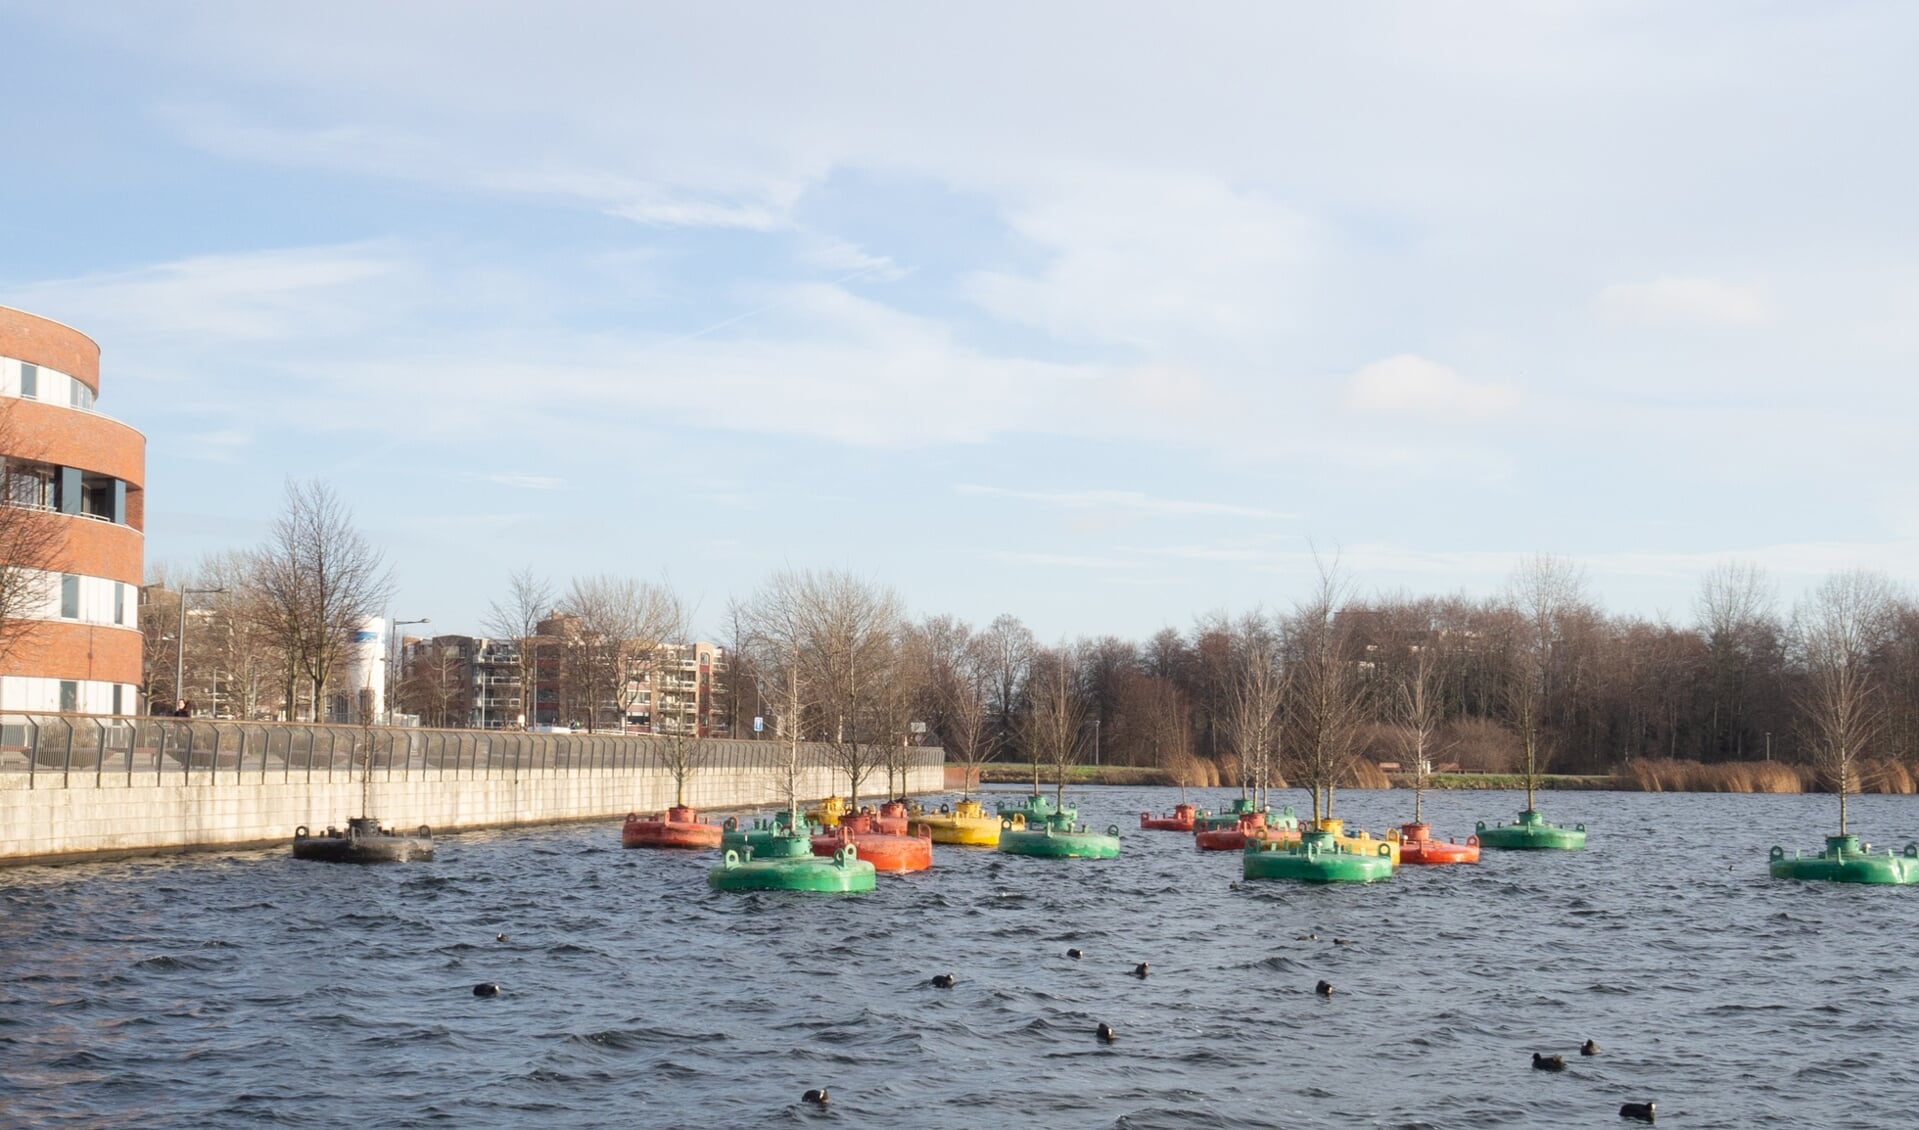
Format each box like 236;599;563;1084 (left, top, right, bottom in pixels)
1619;758;1919;794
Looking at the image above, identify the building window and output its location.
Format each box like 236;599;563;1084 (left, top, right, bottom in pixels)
70;381;93;410
59;680;78;712
61;574;80;618
20;363;37;399
112;684;124;715
114;583;126;625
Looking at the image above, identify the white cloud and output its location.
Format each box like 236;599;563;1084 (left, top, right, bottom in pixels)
962;172;1316;358
1343;354;1519;420
957;484;1282;519
992;551;1142;570
459;472;565;491
1597;277;1768;327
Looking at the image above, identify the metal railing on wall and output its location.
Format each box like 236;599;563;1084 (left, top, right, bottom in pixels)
0;712;945;790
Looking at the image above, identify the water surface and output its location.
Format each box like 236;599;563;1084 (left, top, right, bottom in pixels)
3;788;1915;1128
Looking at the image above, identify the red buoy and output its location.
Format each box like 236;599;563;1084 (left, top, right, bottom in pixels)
1394;822;1480;865
811;824;933;872
621;805;724;850
1140;803;1199;831
1195;812;1297;852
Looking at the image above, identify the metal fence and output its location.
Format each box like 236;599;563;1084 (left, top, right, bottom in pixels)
0;712;944;790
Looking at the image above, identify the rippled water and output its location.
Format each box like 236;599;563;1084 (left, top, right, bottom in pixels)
3;787;1916;1128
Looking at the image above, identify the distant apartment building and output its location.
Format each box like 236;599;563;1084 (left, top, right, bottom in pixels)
0;307;145;714
529;613;726;735
398;634;526;730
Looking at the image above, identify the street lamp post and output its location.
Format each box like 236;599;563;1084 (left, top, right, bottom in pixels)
175;588;226;716
387;617;430;725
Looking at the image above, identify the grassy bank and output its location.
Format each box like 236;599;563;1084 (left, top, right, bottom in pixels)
976;763;1177;787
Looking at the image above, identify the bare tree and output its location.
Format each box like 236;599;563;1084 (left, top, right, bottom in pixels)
1501;552;1590;812
1695;560;1779;760
0;402;68;672
562;574;680;731
647;593;717;808
1018;644;1089;809
1222;610;1286;811
920;615;998;797
1793;569;1899;835
782;569;905;809
983;613;1036;761
1280;562;1365;825
483;565;555;729
1392;612;1446;824
740;575;818;825
253;479;394;721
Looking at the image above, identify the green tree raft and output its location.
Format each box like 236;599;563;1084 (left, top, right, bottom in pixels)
721;814;813;858
995;794;1078;826
1770;836;1919;885
1475;809;1587;850
707;844;877;893
1242;829;1394;884
996;815;1121;859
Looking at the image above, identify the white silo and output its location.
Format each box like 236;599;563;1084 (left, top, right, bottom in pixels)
348;616;386;723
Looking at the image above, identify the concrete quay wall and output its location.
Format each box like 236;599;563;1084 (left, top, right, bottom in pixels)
0;760;944;866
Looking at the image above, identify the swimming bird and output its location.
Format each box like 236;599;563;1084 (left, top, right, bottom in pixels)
496;933;508;943
1532;1053;1565;1071
1333;938;1355;946
930;973;955;988
473;982;501;997
803;1088;829;1107
1315;980;1333;997
1066;948;1082;959
1582;1039;1602;1056
1096;1022;1117;1043
1132;962;1150;978
1618;1101;1655;1122
1295;933;1318;941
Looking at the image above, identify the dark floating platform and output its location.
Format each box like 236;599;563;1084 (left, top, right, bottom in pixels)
292;817;435;863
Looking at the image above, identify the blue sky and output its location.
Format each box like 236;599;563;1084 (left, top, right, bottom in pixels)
4;2;1916;640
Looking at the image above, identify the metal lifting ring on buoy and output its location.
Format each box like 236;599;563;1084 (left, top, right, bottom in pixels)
1106;824;1120;838
1378;844;1392;857
723;816;738;831
1769;845;1785;861
626;812;639;823
1466;834;1480;848
294;825;309;838
418;825;431;838
1906;843;1919;859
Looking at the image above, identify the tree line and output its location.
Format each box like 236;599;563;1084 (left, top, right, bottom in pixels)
141;480;1919;811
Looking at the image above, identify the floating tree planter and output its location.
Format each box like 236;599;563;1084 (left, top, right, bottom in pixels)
909;798;1001;846
1140;802;1203;832
1242;829;1393;884
707;843;877;893
995;793;1078;826
1475;809;1586;851
1392;822;1480;865
292;817;433;863
997;814;1121;859
1770;835;1919;885
622;805;723;850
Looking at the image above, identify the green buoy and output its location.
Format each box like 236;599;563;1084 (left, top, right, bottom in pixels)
994;794;1078;826
721;814;813;858
996;814;1122;859
1476;808;1587;850
1770;836;1919;884
707;843;877;893
1242;829;1394;884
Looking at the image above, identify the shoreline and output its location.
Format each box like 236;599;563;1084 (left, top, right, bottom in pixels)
967;762;1891;794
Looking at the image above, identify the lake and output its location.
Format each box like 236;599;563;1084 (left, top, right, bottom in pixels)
2;787;1914;1128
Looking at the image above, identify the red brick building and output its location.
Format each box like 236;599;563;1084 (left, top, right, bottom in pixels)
0;307;145;714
